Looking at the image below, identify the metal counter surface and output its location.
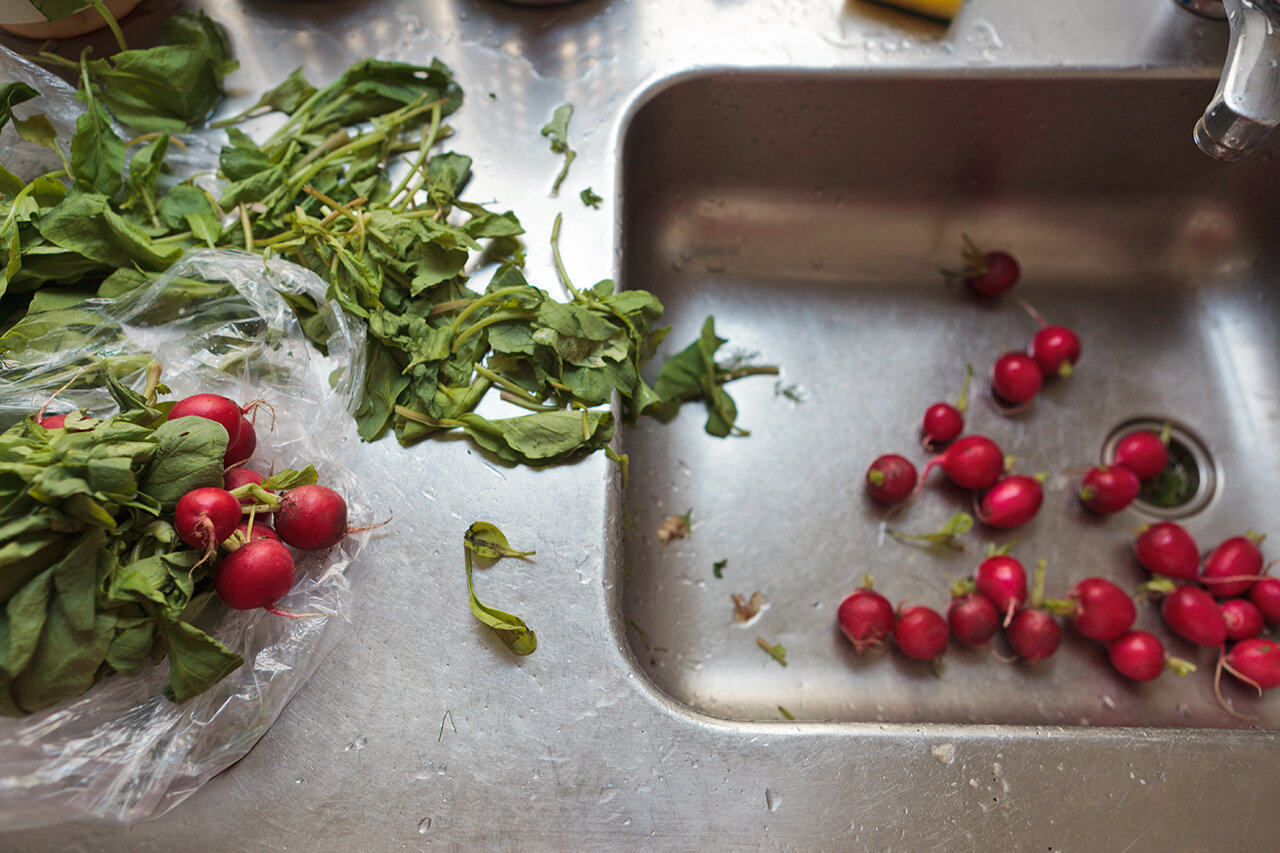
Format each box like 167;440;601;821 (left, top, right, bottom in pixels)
4;1;1273;850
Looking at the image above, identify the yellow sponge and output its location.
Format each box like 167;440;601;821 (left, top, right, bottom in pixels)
862;0;963;22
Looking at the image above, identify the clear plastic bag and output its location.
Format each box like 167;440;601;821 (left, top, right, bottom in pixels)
0;249;370;829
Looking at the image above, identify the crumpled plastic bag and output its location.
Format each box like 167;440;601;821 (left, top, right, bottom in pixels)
0;249;370;829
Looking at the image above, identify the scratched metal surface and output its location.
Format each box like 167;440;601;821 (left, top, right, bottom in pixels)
3;0;1278;850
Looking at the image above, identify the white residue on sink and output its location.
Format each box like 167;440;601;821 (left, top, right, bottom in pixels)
931;743;956;765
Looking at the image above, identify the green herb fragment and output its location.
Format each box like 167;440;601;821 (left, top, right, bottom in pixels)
757;636;787;667
887;512;973;551
580;187;603;209
540;103;575;196
712;559;727;579
778;705;795;720
463;521;537;655
438;709;457;742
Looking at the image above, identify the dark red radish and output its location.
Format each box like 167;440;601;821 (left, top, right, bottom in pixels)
1107;631;1194;682
974;554;1028;626
1248;577;1280;625
1200;534;1265;598
1161;585;1227;647
837;579;896;654
990;352;1043;407
1027;326;1081;379
1133;522;1200;581
1068;577;1136;642
175;487;243;551
223;467;266;492
866;454;917;504
975;474;1044;529
168;393;243;445
1111;430;1168;482
892;605;949;661
921;364;973;448
919;434;1005;491
947;590;1000;647
1221;638;1280;691
1007;608;1061;663
955;236;1020;297
214;538;296;612
1220;599;1265;641
38;413;67;429
273;484;348;550
1077;465;1140;514
224;416;257;467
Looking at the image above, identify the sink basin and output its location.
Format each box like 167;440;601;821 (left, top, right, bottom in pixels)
615;70;1280;729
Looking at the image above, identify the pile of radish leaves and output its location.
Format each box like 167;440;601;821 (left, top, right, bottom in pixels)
0;11;776;467
0;371;244;716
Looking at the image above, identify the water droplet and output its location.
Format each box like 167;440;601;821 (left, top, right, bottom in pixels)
622;817;632;826
417;817;433;834
343;735;368;752
765;787;782;811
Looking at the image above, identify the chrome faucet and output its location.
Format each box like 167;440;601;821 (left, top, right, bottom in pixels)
1178;0;1280;160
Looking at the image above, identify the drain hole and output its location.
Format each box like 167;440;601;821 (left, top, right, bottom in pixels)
1102;419;1216;519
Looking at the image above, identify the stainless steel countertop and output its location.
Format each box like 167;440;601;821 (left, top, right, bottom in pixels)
6;0;1274;849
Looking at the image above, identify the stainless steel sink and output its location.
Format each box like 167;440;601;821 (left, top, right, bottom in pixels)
616;70;1280;729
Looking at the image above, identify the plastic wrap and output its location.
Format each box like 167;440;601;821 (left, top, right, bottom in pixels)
0;249;370;829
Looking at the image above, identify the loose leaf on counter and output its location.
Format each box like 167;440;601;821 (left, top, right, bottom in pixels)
887;512;974;551
540;103;575;195
579;187;602;209
463;521;536;655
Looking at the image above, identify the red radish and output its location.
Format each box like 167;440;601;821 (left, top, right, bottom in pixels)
1221;638;1280;691
989;352;1042;407
223;467;266;491
892;605;949;661
1077;465;1140;514
39;413;68;429
175;487;243;551
919;434;1005;491
974;554;1028;625
1248;577;1280;624
1161;584;1227;647
273;484;349;550
1200;534;1265;598
921;364;973;448
1007;608;1060;662
1027;326;1081;379
1106;631;1195;682
224;416;257;467
1133;522;1200;580
168;393;243;445
955;236;1019;296
866;454;917;504
1220;598;1265;641
1112;430;1168;482
947;590;1000;647
214;538;297;612
975;474;1044;529
1068;577;1136;642
836;578;895;653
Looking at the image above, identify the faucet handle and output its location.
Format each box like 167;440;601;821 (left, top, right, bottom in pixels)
1176;0;1228;19
1191;0;1280;160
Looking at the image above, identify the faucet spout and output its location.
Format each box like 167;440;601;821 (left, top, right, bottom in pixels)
1193;0;1280;160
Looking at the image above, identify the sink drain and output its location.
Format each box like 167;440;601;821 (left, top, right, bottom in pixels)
1102;419;1216;519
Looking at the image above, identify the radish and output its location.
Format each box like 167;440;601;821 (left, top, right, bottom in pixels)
919;434;1005;491
273;484;349;550
891;604;949;662
224;416;257;467
1220;638;1280;691
223;466;265;491
175;487;243;551
836;577;895;654
955;235;1019;296
1005;561;1062;663
168;393;243;444
866;454;917;505
1200;533;1265;598
1133;522;1200;580
214;538;297;613
1248;577;1280;624
990;352;1042;407
1027;326;1081;379
1106;631;1195;682
974;553;1028;626
1161;584;1227;647
921;364;973;448
975;474;1044;529
1068;577;1136;642
947;587;1000;647
38;413;68;429
1077;465;1140;514
1111;428;1168;482
1220;598;1265;641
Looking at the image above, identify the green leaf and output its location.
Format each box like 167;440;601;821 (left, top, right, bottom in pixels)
579;187;603;209
649;316;741;436
463;521;536;655
464;521;536;560
156;617;243;704
26;0;87;22
104;620;156;676
158;184;222;247
540;103;575;195
140;417;228;510
453;409;614;466
11;604;115;714
69;82;126;197
259;465;319;491
35;192;183;270
3;566;54;677
13;114;60;153
0;82;38;132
